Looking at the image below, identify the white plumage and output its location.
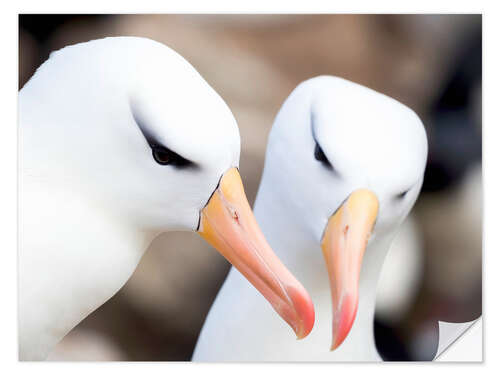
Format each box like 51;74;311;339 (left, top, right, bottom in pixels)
194;76;428;361
19;37;314;360
19;36;241;360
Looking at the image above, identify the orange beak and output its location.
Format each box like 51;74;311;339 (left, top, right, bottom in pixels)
198;168;314;339
321;189;379;350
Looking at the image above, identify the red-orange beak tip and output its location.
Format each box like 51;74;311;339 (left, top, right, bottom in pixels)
290;287;315;340
330;294;358;351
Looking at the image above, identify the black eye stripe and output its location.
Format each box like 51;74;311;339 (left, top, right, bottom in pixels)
314;143;327;162
130;100;196;169
314;142;333;170
311;112;334;171
396;189;410;199
151;145;194;168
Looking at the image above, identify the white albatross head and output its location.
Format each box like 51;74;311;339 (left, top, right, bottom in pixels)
260;76;428;349
20;37;314;339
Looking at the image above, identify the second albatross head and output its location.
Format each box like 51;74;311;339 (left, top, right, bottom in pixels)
261;76;427;349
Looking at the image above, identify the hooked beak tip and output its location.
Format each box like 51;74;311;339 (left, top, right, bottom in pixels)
282;285;315;340
330;294;358;351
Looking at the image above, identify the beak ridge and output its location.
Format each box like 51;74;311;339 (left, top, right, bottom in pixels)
321;189;379;350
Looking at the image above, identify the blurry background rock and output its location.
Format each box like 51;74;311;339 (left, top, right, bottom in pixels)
19;14;482;361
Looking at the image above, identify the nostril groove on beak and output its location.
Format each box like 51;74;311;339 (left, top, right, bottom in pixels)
232;210;240;224
217;188;242;226
343;225;349;236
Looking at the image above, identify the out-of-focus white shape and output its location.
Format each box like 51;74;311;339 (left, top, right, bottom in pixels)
435;317;482;361
376;214;423;322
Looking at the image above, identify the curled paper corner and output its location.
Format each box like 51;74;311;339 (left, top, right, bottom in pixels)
434;317;482;361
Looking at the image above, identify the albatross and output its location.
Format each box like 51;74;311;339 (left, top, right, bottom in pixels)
18;37;314;360
193;76;428;361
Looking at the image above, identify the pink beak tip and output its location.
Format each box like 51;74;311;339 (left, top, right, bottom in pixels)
330;294;358;351
287;286;315;340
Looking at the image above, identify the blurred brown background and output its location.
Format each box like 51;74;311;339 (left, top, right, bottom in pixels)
19;14;482;361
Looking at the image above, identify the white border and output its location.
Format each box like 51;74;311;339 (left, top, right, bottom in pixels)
3;1;497;374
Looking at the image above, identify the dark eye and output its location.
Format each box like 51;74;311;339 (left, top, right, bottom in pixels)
152;145;192;167
314;142;332;169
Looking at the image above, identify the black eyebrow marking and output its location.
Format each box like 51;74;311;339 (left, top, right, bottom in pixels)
130;107;164;150
133;113;158;149
130;101;198;169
